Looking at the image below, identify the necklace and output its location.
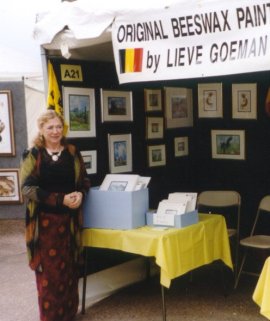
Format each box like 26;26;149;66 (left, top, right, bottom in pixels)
46;148;62;162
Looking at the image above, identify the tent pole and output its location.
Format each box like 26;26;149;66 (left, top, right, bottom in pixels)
40;46;48;104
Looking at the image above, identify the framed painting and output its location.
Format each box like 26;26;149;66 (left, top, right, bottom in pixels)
174;136;189;157
198;83;223;118
211;129;245;160
232;83;257;119
147;144;166;167
144;89;162;112
101;89;133;122
146;117;164;139
164;87;193;128
108;133;132;173
0;90;15;156
81;150;97;175
63;86;96;138
0;169;22;204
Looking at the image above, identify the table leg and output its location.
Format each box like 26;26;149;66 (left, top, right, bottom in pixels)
161;285;166;321
81;247;88;315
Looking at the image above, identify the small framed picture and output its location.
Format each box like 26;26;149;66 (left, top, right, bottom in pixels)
101;89;133;122
146;117;164;139
198;83;223;118
232;83;257;119
0;169;22;204
147;144;166;167
108;133;132;173
164;87;193;128
0;90;15;156
211;129;245;160
63;87;96;138
144;89;162;112
81;150;97;175
174;136;189;157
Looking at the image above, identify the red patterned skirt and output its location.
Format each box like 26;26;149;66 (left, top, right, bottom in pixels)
35;212;79;321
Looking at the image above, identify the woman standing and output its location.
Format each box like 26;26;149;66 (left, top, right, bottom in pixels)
20;110;90;321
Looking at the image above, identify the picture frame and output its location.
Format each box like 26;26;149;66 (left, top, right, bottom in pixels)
0;169;22;204
108;133;132;173
232;83;257;119
101;89;133;122
164;87;193;128
63;86;96;138
211;129;245;160
198;83;223;118
81;150;97;175
0;90;15;156
144;89;162;112
146;117;164;139
174;136;189;157
147;144;166;167
99;174;139;191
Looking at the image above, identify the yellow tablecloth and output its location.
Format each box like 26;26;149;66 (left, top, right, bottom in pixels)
253;257;270;320
82;213;233;288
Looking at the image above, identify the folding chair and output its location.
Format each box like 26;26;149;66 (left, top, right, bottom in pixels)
234;195;270;289
197;190;241;282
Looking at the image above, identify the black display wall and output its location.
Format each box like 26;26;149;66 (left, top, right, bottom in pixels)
51;59;270;238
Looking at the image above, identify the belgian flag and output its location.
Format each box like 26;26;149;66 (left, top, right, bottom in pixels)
119;48;143;73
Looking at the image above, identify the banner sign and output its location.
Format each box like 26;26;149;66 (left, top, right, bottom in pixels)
112;0;270;83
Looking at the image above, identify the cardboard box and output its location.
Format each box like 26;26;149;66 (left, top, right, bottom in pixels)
146;210;198;228
83;187;149;229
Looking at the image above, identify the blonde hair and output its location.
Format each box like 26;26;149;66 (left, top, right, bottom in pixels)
32;110;66;148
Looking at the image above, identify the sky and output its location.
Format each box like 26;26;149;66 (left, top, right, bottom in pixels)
0;0;62;76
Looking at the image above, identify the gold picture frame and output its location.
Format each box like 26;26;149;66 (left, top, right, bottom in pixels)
108;133;132;173
198;83;223;118
174;136;189;157
164;87;193;128
211;129;245;160
144;89;162;112
232;83;257;119
101;89;133;122
146;117;164;139
147;144;166;167
81;150;97;175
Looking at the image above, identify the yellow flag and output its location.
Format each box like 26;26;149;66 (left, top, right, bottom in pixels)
47;61;62;115
47;61;68;134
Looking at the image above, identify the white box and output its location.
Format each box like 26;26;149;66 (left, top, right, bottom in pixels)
83;187;149;229
146;210;198;228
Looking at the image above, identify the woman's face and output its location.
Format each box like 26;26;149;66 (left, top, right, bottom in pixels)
41;117;63;147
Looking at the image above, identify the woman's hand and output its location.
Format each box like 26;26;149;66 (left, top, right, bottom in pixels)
63;191;83;209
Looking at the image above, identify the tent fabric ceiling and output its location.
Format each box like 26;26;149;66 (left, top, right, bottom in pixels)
33;0;194;62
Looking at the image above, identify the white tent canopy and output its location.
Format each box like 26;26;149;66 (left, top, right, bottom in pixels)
33;0;191;61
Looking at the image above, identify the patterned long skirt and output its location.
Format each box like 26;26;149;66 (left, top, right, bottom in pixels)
35;212;79;321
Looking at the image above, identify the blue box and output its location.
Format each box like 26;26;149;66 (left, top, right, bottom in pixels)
146;210;198;228
83;187;149;229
